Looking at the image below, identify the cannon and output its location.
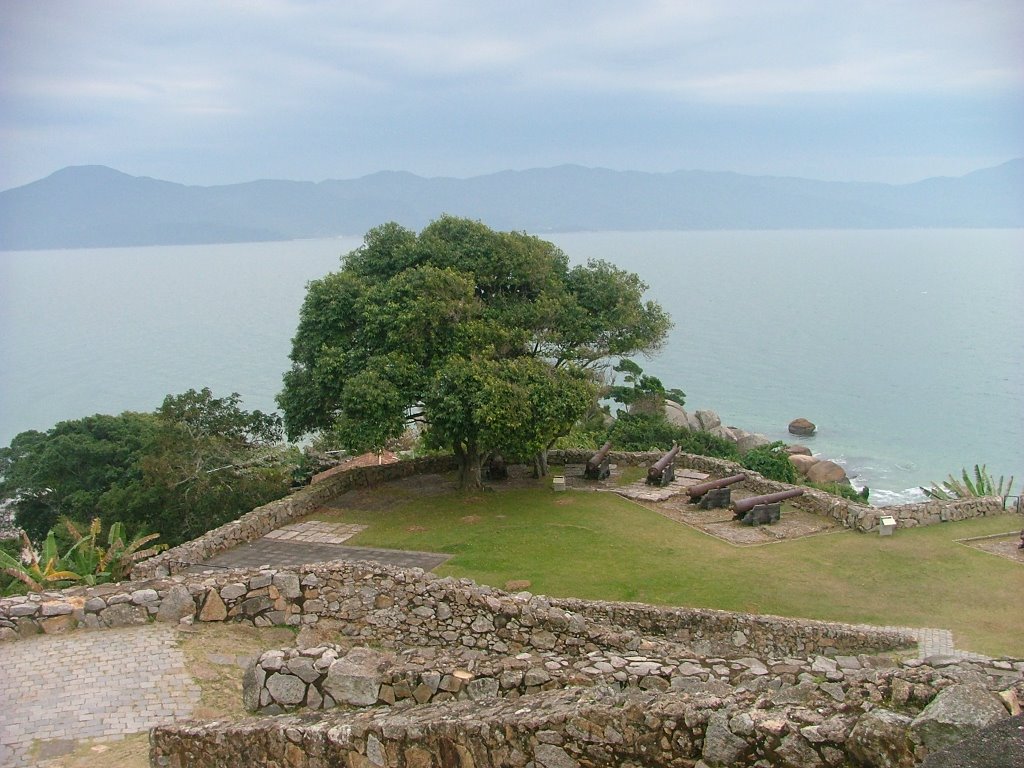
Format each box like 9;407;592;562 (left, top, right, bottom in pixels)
646;443;681;486
584;441;613;480
732;488;804;516
687;473;747;500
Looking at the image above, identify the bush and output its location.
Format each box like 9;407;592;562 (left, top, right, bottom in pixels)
607;413;739;460
809;481;869;503
741;441;797;484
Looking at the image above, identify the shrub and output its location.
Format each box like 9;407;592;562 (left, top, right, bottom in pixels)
809;481;869;503
741;441;797;484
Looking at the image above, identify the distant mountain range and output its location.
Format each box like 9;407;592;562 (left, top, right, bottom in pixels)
1;160;1022;250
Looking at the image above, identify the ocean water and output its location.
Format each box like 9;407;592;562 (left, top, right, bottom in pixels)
1;230;1021;505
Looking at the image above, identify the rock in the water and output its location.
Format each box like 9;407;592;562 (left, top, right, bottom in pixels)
695;409;722;431
806;459;847;485
736;432;771;455
789;454;819;476
910;683;1010;752
847;708;915;768
789;418;816;436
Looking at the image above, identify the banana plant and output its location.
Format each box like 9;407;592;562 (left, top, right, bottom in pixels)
921;464;1015;506
0;530;82;592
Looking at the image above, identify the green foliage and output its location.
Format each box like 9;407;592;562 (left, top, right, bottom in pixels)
808;481;870;503
921;464;1015;502
0;530;82;592
607;412;739;460
0;517;166;591
1;389;297;548
606;358;684;415
741;441;798;484
278;216;670;486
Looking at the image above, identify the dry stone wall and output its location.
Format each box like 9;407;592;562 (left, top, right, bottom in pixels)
0;560;915;657
155;658;1024;768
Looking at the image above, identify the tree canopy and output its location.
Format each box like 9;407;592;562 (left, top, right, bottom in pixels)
278;216;671;486
0;388;296;547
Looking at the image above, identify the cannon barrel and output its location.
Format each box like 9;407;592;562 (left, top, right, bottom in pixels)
732;488;804;514
647;443;681;480
687;473;747;499
586;441;613;472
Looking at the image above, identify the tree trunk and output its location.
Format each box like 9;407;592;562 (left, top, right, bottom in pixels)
533;449;550;478
454;442;483;489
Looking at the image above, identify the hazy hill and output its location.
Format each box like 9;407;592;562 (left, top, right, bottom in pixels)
1;160;1021;250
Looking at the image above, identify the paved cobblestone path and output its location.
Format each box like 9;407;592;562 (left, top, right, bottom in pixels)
0;625;200;768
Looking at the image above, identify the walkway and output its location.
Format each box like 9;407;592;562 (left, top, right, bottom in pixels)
185;520;451;573
0;624;200;768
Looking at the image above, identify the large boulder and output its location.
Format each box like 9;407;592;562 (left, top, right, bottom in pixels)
695;409;721;431
709;425;738;444
665;401;700;430
736;432;771;456
789;418;816;436
910;683;1010;752
323;647;389;707
789;454;820;476
786;444;812;456
806;459;848;485
847;708;916;768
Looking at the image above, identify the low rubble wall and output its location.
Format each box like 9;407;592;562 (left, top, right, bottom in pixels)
155;655;1024;768
1;560;914;658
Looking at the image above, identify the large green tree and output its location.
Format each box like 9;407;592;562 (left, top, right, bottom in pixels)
278;216;671;486
0;388;296;546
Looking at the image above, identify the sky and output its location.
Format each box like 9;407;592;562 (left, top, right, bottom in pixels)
1;0;1022;191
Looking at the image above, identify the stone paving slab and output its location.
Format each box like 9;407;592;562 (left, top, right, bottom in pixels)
0;625;200;768
263;520;367;545
185;538;451;573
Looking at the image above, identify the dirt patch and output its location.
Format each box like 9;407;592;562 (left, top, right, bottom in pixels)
460;515;482;524
406;525;428;533
961;532;1024;564
177;623;297;717
39;733;150;768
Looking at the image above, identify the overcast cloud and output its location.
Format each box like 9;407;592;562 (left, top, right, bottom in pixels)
1;0;1022;189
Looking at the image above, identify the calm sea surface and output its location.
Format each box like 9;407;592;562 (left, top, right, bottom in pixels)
1;230;1021;505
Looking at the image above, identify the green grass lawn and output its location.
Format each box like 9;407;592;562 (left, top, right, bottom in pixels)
312;478;1024;657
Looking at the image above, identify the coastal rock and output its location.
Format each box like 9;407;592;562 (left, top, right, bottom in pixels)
786;444;812;456
788;418;816;436
665;402;699;430
736;432;771;455
806;460;847;485
695;409;722;431
709;425;738;444
789;454;819;476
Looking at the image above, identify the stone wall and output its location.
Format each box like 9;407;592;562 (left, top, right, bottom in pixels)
154;658;1024;768
1;560;916;659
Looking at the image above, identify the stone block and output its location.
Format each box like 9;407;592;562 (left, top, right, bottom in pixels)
156;585;196;623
